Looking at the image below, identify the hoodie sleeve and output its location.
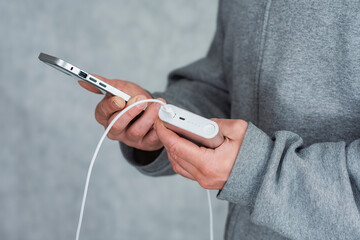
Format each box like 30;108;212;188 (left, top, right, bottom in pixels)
218;122;360;239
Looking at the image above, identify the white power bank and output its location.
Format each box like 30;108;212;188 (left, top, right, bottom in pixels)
158;104;224;148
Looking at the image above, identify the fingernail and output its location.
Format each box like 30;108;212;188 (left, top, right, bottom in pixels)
136;96;148;109
155;103;162;110
113;99;123;109
154;119;161;130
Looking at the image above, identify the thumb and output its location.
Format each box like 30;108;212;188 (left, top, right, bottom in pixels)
211;118;248;141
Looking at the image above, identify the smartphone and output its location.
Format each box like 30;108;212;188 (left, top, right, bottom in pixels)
38;53;131;101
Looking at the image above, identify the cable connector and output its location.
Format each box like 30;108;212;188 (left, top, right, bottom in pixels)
161;104;176;118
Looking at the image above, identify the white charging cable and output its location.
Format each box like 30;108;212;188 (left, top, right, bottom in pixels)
75;99;214;240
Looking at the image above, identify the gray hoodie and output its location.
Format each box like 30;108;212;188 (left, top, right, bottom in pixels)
121;0;360;239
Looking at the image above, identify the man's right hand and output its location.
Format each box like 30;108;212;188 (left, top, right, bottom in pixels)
78;75;165;151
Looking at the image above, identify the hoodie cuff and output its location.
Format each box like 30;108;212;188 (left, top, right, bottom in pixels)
217;122;273;206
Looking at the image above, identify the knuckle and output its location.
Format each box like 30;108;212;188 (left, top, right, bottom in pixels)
128;127;143;139
198;178;217;189
108;118;124;132
168;142;178;158
110;122;122;132
122;81;130;90
199;150;216;176
95;114;105;125
127;108;141;120
233;119;246;130
96;101;107;117
199;156;216;177
147;134;159;145
198;178;211;189
200;162;214;177
107;132;117;140
172;163;181;174
168;151;177;162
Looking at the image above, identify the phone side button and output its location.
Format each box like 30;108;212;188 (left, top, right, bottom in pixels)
99;82;106;88
89;77;97;83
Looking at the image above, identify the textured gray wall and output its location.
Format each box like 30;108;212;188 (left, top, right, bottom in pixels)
0;0;228;239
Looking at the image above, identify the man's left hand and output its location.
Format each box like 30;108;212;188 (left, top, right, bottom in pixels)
154;118;248;190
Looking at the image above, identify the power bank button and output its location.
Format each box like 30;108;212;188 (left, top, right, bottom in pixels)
203;123;216;135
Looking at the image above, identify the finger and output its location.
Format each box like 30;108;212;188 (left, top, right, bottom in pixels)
126;98;165;140
167;150;198;181
211;119;248;141
95;95;126;124
91;74;122;86
141;129;162;150
106;95;148;135
107;128;127;141
78;80;103;94
154;118;209;169
78;74;115;94
167;155;196;181
92;74;152;98
78;74;129;96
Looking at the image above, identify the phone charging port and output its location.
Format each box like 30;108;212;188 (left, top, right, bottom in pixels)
79;71;88;79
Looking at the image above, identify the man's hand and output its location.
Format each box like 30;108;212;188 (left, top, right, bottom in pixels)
79;75;165;151
154;118;248;189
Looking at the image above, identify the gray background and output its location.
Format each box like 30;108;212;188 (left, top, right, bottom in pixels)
0;0;228;240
